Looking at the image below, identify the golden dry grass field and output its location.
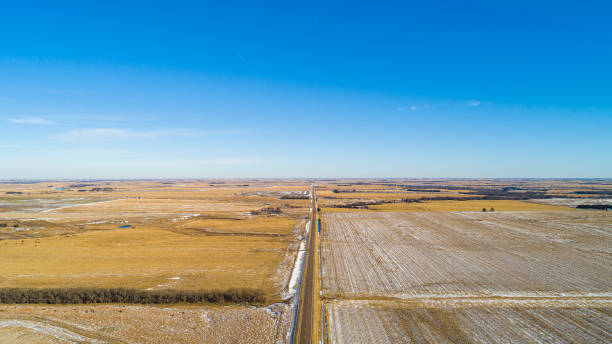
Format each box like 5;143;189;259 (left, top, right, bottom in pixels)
0;227;290;291
0;180;312;343
0;180;311;295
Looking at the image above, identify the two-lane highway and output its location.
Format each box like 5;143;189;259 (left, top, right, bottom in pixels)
296;183;317;343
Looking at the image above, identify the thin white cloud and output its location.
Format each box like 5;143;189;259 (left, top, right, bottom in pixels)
39;89;88;95
0;144;21;149
173;158;262;166
52;128;248;141
398;100;487;111
397;104;431;112
53;128;182;141
8;117;53;125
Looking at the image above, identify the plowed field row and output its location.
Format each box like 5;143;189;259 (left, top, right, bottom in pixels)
327;300;612;343
321;211;612;298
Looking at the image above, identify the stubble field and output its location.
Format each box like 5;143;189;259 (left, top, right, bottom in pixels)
320;209;612;343
327;299;612;343
321;211;611;298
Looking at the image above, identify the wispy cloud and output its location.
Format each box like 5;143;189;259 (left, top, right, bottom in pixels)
398;100;485;111
54;128;176;141
39;89;88;95
397;104;431;112
8;117;53;125
173;157;262;166
0;144;21;149
52;128;248;141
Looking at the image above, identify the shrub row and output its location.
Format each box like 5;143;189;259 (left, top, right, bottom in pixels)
279;194;309;199
576;204;612;210
0;287;268;304
251;207;282;215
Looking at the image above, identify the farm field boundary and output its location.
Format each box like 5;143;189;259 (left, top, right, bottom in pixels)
0;287;268;305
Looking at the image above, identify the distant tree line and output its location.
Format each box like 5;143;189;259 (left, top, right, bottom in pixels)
279;194;309;199
382;183;612;200
69;183;95;188
0;287;268;305
574;191;612;196
576;204;612;210
329;200;388;209
90;187;114;192
251;207;282;215
331;189;357;193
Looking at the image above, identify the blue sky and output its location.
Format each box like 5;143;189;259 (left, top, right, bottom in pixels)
1;1;611;179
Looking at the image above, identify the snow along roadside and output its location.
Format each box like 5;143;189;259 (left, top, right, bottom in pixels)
283;220;310;300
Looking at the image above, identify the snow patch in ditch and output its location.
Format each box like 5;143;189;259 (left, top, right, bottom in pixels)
283;220;310;300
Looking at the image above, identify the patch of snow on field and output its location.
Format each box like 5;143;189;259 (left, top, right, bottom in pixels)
531;198;612;207
171;213;200;222
145;277;182;290
85;220;107;225
39;199;122;213
0;319;103;343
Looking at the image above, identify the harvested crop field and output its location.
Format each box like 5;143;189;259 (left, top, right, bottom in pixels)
321;210;612;343
0;303;292;344
321;211;612;297
369;199;574;212
327;299;612;343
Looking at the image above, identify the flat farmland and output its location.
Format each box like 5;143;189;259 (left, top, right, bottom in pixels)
368;199;574;212
321;211;611;297
0;226;292;291
0;180;311;343
327;299;612;343
321;210;612;343
0;180;310;294
315;178;612;210
0;303;290;344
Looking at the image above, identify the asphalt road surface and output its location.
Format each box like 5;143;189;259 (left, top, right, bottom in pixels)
297;184;317;343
